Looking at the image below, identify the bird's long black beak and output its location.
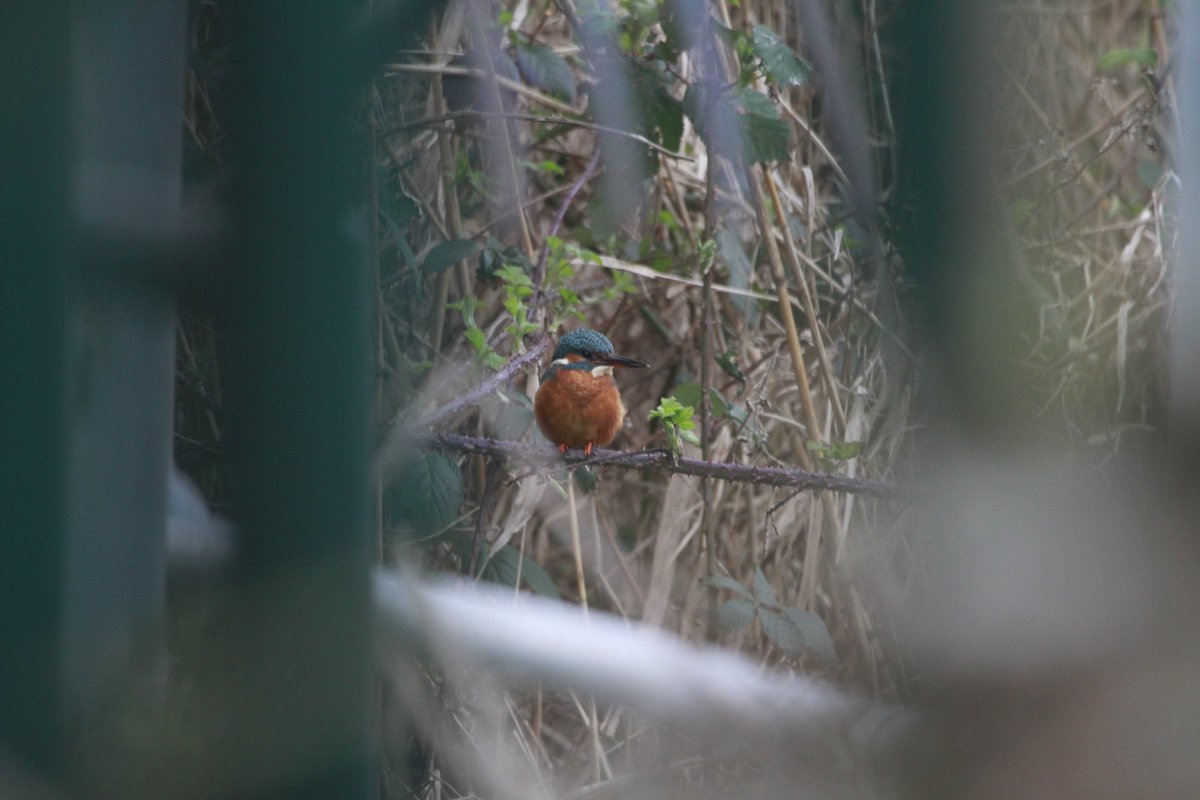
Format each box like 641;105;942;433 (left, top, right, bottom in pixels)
601;353;650;369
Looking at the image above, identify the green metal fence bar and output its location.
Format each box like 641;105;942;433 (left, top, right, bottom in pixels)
217;4;376;796
0;3;74;780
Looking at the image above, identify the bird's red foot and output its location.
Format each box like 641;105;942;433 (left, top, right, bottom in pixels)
583;442;595;457
558;443;568;455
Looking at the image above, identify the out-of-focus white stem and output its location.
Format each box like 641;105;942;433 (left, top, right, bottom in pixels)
373;570;909;747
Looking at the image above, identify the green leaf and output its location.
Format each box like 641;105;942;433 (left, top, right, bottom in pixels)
519;552;562;599
706;574;754;599
514;43;577;101
715;349;747;386
736;88;791;163
751;25;812;88
1098;47;1157;70
482;543;520;586
710;18;741;52
423;239;478;274
760;608;806;657
649;395;690;426
380;210;416;268
384;451;463;537
483;544;563;599
715;599;758;632
628;60;685;152
683;84;791;165
783;607;839;666
673;382;727;418
716;228;757;321
752;567;777;607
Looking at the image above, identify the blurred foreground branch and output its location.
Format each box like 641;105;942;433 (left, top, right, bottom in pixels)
374;570;911;743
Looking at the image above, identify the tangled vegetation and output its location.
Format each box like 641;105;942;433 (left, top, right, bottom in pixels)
176;0;1172;795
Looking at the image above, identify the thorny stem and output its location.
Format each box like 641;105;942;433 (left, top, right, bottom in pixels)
418;432;907;499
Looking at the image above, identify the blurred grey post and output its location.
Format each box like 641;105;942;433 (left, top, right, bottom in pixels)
0;3;74;782
66;0;186;744
217;3;377;796
1172;1;1200;448
575;0;648;233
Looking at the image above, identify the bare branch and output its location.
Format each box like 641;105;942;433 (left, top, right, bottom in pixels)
374;333;552;476
415;332;552;430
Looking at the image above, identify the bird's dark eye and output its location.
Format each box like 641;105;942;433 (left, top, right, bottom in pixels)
581;350;594;360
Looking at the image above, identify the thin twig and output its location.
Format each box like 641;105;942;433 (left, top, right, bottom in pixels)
374;333;553;476
531;150;601;323
417;332;551;429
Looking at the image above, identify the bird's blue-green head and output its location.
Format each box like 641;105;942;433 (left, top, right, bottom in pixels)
549;328;649;370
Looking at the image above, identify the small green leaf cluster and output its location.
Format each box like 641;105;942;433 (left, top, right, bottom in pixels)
709;569;838;666
542;236;635;328
648;395;697;457
496;264;539;343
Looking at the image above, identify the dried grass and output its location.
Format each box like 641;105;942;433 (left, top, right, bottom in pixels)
179;0;1172;796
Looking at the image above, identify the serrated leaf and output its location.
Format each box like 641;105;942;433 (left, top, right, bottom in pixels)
627;60;684;153
483;544;563;599
655;94;684;153
385;451;463;537
783;607;839;666
751;24;812;88
706;574;754;598
735;88;791;163
760;608;806;657
482;543;520;587
752;567;778;607
683;84;790;165
514;43;576;101
715;599;758;632
423;239;478;274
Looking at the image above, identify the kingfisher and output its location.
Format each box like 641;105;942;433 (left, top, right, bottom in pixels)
534;328;649;456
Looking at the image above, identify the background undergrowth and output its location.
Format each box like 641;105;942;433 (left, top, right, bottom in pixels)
177;0;1173;795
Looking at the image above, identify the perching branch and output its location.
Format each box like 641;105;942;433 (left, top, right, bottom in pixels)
417;431;907;499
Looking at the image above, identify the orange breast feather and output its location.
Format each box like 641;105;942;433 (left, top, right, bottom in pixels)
535;368;627;449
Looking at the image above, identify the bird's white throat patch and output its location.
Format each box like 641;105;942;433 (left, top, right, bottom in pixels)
551;357;612;377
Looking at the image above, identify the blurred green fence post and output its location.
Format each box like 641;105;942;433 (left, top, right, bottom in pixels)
216;3;377;797
0;3;74;780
